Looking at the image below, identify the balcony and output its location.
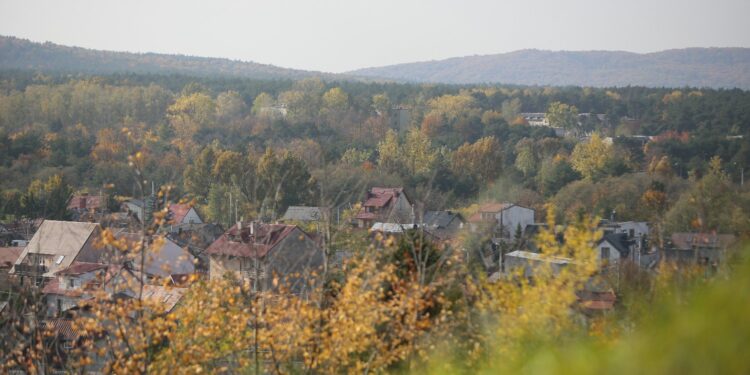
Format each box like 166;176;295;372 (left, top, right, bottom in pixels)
15;263;48;275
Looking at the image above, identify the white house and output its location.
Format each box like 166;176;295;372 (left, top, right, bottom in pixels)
469;203;535;240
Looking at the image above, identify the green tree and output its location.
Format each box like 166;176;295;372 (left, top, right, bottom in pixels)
546;101;580;133
183;145;218;202
514;138;538;177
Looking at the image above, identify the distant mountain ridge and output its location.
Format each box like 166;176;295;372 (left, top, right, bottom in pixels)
348;48;750;89
1;36;749;89
0;35;326;80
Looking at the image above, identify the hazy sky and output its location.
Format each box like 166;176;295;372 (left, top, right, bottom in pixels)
1;0;749;73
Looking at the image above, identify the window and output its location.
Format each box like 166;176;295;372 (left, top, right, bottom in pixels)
629;229;635;238
57;299;62;314
55;255;65;265
601;247;611;260
68;278;75;288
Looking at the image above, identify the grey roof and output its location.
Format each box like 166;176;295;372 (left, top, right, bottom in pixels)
600;233;631;257
115;232;196;278
141;237;196;277
422;211;463;228
281;206;327;222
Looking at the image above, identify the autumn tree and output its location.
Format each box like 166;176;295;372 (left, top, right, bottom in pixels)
451;136;503;184
570;133;612;179
664;156;748;234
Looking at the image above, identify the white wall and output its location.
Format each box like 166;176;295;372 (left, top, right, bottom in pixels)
595;240;621;264
497;206;535;239
182;208;203;224
616;222;649;238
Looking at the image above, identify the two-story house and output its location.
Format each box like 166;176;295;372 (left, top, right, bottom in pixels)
355;187;414;229
468;203;535;240
11;221;115;286
206;222;324;293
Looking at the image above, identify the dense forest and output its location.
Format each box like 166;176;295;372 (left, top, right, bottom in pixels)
1;69;749;237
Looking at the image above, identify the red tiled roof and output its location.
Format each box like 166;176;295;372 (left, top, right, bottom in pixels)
205;223;301;258
355;212;377;220
67;195;105;210
0;247;23;268
363;187;403;208
55;262;109;276
577;289;616;311
169;203;193;224
468;203;515;223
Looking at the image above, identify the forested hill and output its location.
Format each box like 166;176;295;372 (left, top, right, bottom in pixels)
0;35;326;80
349;48;750;89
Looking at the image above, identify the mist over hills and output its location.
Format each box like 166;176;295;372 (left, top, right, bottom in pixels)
1;35;749;89
349;48;750;89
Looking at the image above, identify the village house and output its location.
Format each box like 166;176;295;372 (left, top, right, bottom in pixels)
165;203;204;233
11;221;115;286
369;222;440;243
167;223;224;275
468;203;535;240
121;198;146;222
502;250;573;278
42;262;111;316
595;221;652;267
355;187;414;229
595;232;633;265
67;193;108;221
520;113;550;127
0;246;23;293
206;222;324;293
113;232;197;281
664;232;737;265
421;210;466;240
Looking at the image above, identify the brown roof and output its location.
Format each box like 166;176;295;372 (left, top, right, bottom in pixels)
67;195;105;210
205;223;301;258
354;212;377;220
670;233;737;250
363;187;404;208
55;262;109;276
168;203;193;224
468;202;514;223
0;247;23;268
